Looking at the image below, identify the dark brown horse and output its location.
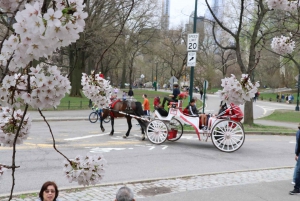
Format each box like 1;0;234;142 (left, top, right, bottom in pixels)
100;100;147;139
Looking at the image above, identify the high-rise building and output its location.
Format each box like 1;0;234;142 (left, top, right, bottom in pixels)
161;0;170;30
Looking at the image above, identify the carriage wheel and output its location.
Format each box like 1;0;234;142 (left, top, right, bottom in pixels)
211;119;245;153
89;112;98;123
146;120;168;145
167;118;183;142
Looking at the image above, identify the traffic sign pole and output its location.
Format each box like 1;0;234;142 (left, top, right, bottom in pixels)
189;0;198;101
202;80;207;113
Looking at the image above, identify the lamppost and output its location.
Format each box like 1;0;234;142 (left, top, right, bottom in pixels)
155;62;158;91
296;70;300;111
141;74;145;88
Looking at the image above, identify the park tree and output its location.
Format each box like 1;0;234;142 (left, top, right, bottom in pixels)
0;0;134;199
205;0;271;124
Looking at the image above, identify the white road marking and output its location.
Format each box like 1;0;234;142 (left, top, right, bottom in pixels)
89;147;128;153
162;145;168;150
181;136;196;140
64;132;121;141
289;141;296;144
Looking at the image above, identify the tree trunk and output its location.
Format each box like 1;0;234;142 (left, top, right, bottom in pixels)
70;48;84;97
243;101;254;125
121;58;126;88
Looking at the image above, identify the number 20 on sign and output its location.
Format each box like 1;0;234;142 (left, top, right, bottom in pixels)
187;33;199;51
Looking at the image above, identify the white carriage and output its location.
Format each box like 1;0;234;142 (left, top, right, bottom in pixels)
145;100;245;153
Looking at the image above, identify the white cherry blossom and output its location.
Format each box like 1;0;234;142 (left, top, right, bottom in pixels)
63;154;107;186
44;8;63;27
271;35;295;55
218;74;259;105
0;107;32;147
81;73;112;108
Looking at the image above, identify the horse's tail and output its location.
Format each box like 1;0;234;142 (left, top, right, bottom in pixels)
134;102;144;116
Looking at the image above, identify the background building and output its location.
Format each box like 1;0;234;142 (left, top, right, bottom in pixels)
161;0;170;30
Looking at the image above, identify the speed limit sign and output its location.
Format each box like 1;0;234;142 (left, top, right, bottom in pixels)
187;33;199;51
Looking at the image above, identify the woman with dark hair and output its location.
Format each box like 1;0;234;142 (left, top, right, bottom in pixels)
37;181;60;201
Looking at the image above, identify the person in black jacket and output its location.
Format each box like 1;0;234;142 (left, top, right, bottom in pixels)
161;83;180;108
128;87;134;100
290;123;300;195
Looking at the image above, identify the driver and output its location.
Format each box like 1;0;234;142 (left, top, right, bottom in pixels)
161;82;180;108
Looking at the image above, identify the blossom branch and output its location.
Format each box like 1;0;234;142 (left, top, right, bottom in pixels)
9;104;29;201
37;109;71;163
0;164;20;169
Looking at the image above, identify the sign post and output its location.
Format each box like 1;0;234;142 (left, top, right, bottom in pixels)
187;52;197;67
187;0;199;102
187;33;199;52
202;80;208;113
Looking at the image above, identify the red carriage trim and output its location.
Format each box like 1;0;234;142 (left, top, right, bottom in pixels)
180;115;201;140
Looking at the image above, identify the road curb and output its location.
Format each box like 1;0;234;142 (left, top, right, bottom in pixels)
0;166;293;198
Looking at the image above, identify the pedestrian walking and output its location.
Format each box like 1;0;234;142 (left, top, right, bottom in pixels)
142;94;150;116
200;89;203;100
289;123;300;195
281;94;285;102
122;91;127;101
115;186;135;201
276;94;280;102
128;87;134;100
114;87;119;95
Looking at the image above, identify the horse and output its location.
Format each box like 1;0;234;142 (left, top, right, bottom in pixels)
100;100;148;140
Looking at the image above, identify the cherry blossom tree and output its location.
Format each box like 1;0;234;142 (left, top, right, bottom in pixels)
0;0;117;199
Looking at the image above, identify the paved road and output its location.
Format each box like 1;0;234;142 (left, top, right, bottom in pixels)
0;119;297;195
1;89;299;200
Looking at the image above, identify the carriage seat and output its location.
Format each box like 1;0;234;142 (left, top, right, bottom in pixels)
156;107;168;117
169;100;183;111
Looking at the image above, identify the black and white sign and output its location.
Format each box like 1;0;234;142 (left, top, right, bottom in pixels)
169;76;178;84
187;52;196;67
187;33;199;51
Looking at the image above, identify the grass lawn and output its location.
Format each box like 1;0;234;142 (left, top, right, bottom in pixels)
30;89;202;111
206;87;221;94
259;91;298;102
260;109;300;123
183;123;295;133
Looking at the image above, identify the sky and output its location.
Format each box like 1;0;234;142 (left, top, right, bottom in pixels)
169;0;208;29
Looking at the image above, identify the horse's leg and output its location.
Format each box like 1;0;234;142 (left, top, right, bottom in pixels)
136;119;146;140
100;115;105;132
123;117;132;138
109;117;114;135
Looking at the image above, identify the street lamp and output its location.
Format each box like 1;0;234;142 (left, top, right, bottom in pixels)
296;70;300;111
155;62;158;91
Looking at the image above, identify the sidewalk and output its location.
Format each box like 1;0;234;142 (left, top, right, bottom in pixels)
0;167;297;201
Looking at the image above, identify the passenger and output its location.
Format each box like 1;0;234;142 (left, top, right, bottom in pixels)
153;96;160;109
185;98;208;130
